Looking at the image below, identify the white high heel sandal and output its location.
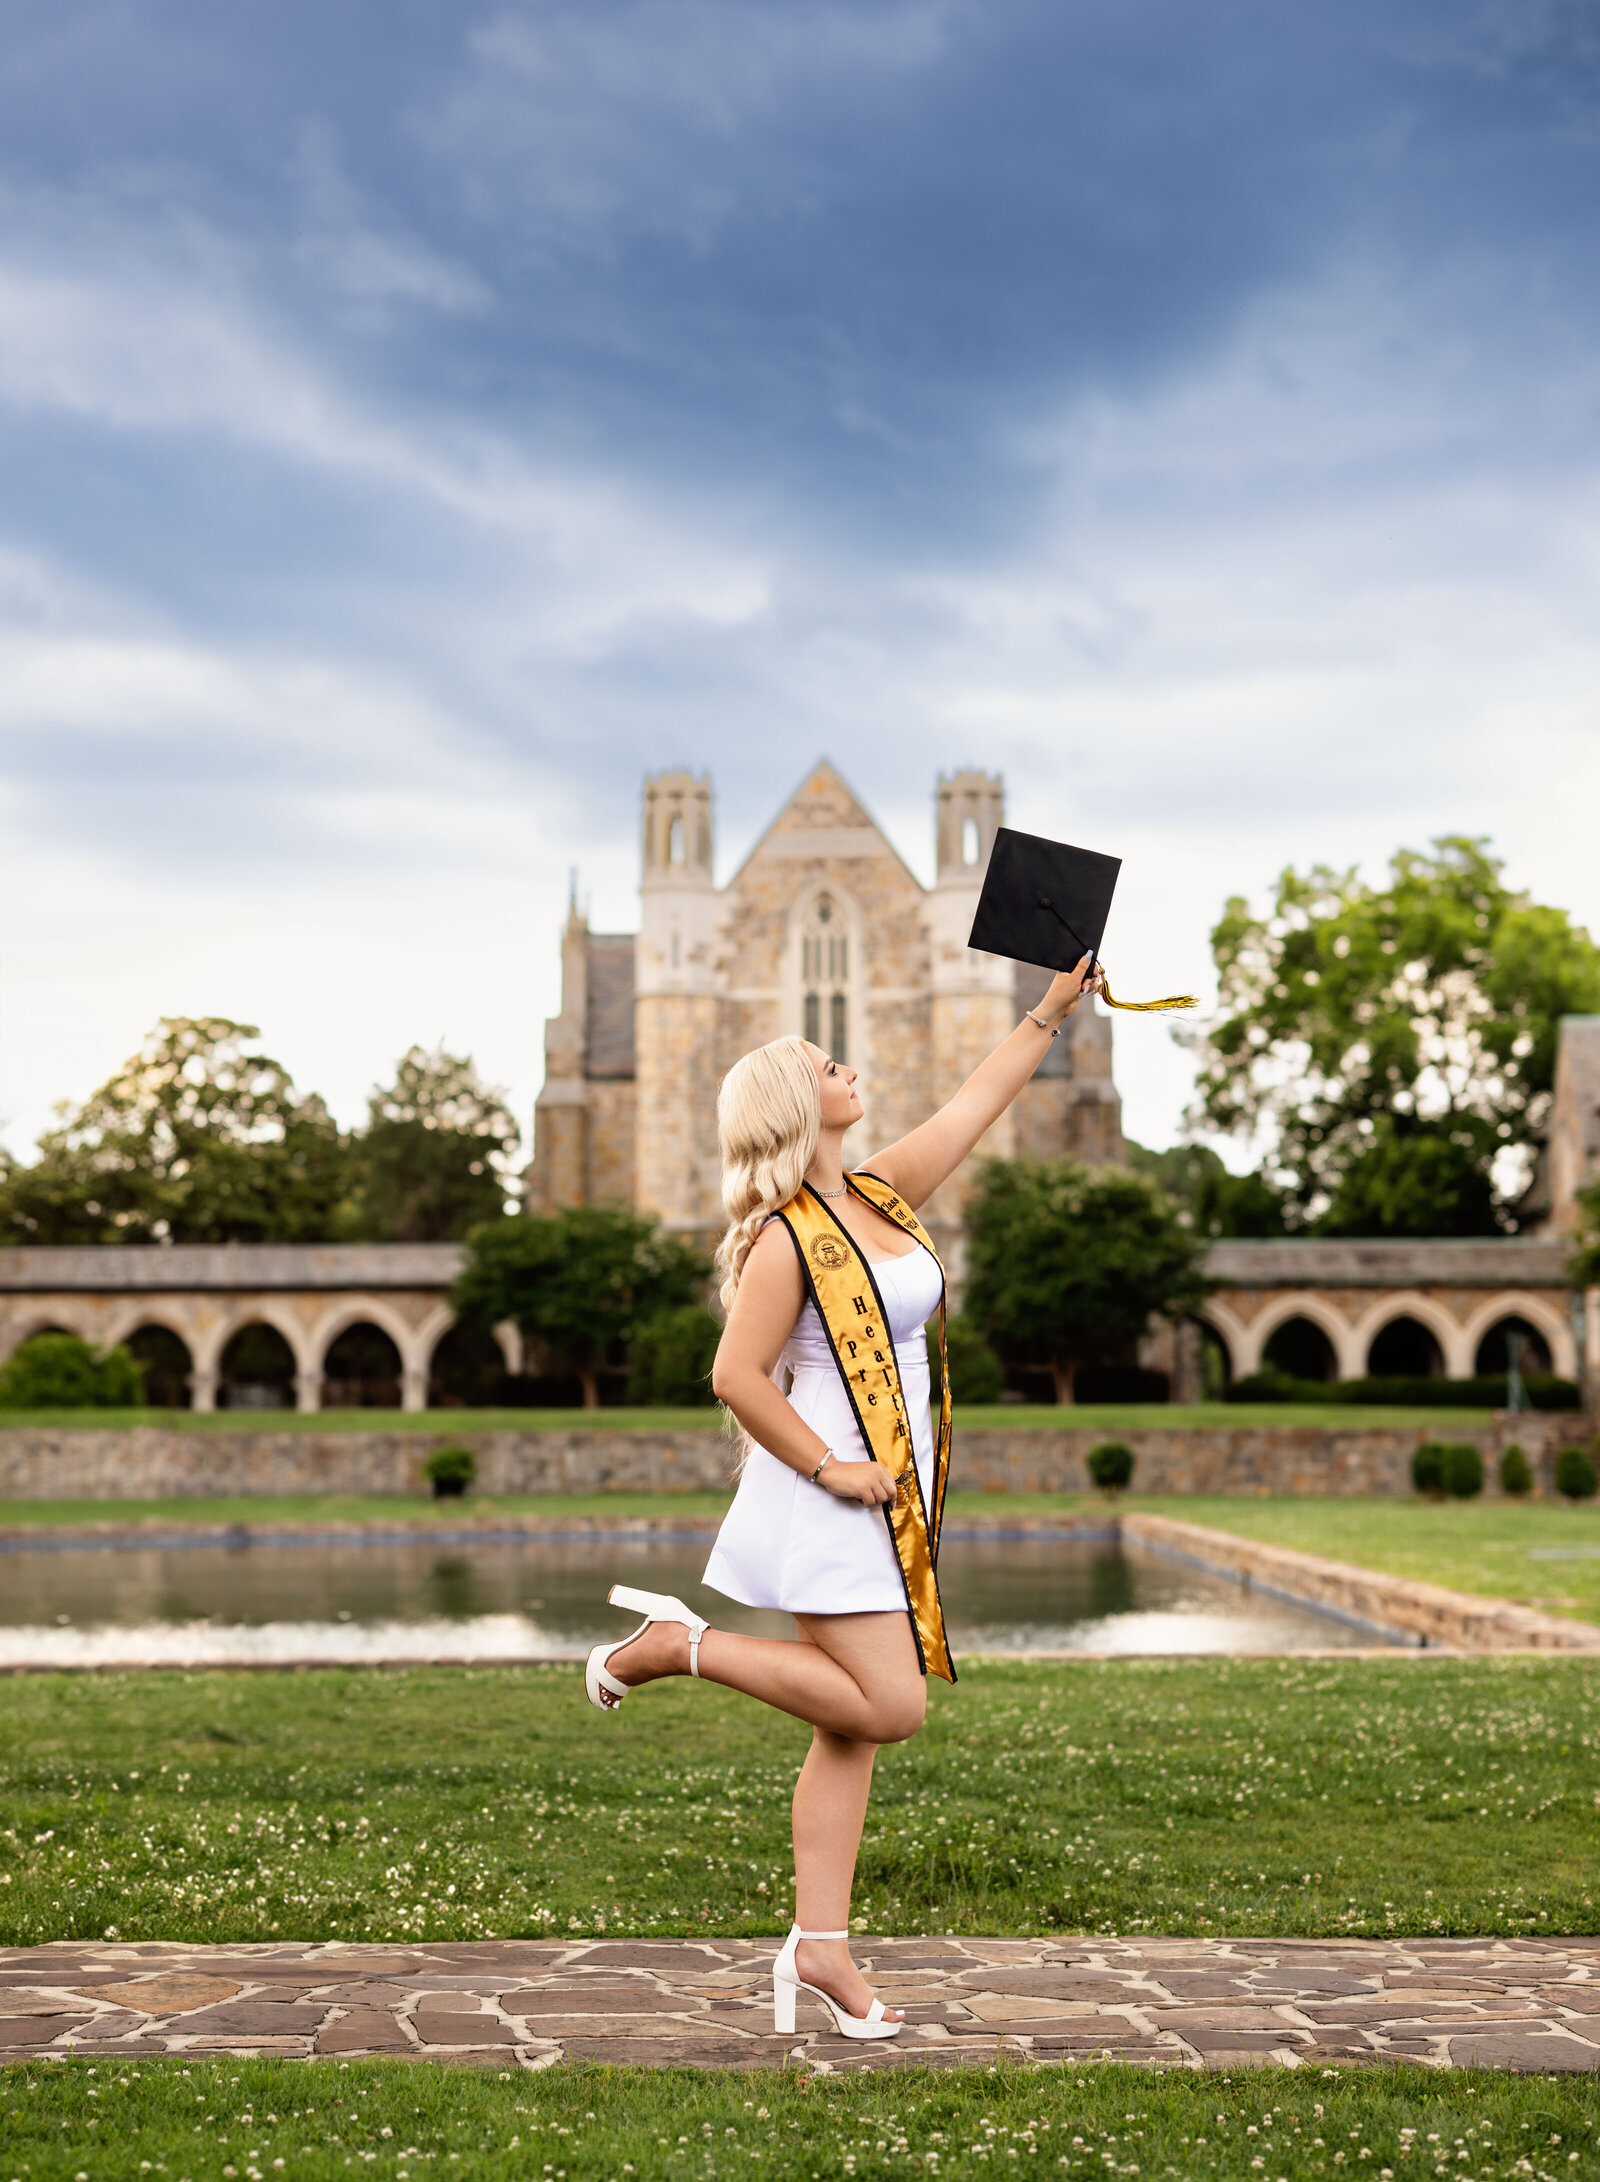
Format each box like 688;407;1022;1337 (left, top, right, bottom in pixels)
772;1926;903;2041
584;1585;709;1712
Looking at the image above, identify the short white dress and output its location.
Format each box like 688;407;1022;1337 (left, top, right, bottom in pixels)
702;1241;944;1617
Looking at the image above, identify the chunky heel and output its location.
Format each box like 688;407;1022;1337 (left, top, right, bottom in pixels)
585;1589;710;1711
770;1925;901;2041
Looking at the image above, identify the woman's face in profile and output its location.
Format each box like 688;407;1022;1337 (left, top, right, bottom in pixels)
806;1043;863;1131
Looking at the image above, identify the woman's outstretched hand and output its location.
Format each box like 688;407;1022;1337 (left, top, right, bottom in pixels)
1039;953;1103;1028
818;1458;898;1506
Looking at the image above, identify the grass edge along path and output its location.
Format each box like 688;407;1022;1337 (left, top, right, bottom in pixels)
1;1656;1597;1949
3;2056;1599;2181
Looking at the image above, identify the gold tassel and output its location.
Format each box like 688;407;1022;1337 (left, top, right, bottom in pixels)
1097;966;1199;1013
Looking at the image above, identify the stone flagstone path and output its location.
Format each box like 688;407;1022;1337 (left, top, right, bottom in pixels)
3;1938;1599;2073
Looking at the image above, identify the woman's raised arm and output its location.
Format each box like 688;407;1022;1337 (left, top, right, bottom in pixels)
861;955;1101;1210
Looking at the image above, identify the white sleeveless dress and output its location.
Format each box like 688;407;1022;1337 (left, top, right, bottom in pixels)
702;1242;945;1617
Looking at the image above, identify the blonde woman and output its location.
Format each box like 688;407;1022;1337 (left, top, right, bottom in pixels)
584;953;1100;2039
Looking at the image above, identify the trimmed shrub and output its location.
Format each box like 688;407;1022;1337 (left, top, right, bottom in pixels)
1555;1444;1599;1502
1497;1443;1534;1497
1086;1441;1135;1495
0;1332;144;1410
929;1313;1005;1406
626;1305;720;1407
1411;1441;1446;1496
1227;1369;1320;1403
1441;1442;1484;1498
421;1443;476;1499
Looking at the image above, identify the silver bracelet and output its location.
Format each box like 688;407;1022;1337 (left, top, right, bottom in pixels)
1022;1007;1059;1038
810;1449;835;1484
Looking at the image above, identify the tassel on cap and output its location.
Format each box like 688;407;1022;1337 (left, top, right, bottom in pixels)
1096;967;1198;1014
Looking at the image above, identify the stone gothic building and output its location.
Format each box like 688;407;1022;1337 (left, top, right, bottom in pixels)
527;762;1125;1263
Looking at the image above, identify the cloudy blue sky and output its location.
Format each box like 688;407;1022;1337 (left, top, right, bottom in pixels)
4;0;1600;1163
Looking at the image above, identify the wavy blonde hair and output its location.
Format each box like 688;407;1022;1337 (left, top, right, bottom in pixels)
714;1035;822;1310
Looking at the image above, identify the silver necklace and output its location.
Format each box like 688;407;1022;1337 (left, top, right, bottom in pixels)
814;1184;849;1198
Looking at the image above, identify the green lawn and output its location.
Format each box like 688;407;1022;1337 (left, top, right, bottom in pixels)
1147;1496;1600;1628
6;2055;1598;2182
0;1489;739;1530
2;1658;1596;1951
0;1401;1497;1432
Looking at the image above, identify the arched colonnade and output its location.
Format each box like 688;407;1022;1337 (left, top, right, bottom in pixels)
1199;1287;1579;1385
0;1288;522;1412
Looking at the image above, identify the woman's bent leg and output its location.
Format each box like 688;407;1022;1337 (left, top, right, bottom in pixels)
608;1607;927;1744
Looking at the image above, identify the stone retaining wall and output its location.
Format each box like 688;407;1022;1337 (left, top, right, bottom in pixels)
1122;1511;1600;1655
0;1411;1582;1501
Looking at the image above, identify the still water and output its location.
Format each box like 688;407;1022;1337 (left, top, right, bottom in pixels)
0;1530;1393;1665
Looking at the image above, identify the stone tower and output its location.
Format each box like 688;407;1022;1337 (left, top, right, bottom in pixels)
634;771;724;1236
923;771;1018;1239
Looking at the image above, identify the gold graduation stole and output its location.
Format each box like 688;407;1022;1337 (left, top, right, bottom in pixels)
773;1171;955;1683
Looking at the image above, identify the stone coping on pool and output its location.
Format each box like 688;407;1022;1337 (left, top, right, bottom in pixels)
1122;1514;1600;1656
2;1935;1598;2072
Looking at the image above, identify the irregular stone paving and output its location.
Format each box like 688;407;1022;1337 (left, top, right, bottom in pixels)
2;1937;1598;2074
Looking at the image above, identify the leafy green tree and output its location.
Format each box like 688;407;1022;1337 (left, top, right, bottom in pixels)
627;1305;721;1407
928;1312;1006;1405
1190;838;1600;1232
354;1044;521;1242
962;1159;1207;1404
1570;1178;1600;1290
0;1332;143;1409
1124;1141;1289;1238
0;1019;354;1245
452;1205;709;1409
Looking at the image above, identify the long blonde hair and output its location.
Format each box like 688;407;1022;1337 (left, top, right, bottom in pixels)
714;1035;821;1310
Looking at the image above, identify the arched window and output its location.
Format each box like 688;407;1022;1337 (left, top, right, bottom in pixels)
801;894;849;1061
1367;1315;1443;1379
322;1322;402;1409
962;815;980;866
1474;1316;1552;1378
667;813;685;865
220;1323;296;1410
126;1325;193;1409
1263;1316;1336;1383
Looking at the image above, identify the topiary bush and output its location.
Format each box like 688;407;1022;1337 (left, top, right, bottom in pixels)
626;1305;721;1407
1411;1441;1446;1496
1555;1444;1598;1502
1497;1443;1534;1497
1441;1442;1484;1498
1086;1441;1135;1495
929;1313;1005;1405
421;1443;476;1499
0;1331;144;1410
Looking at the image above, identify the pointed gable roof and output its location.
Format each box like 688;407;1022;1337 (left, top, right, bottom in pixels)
728;759;922;889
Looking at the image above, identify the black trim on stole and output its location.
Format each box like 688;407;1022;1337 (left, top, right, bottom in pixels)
846;1171;950;1565
773;1181;952;1682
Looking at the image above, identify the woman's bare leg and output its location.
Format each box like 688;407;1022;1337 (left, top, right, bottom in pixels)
787;1611;924;2021
606;1608;924;2022
605;1608;926;1745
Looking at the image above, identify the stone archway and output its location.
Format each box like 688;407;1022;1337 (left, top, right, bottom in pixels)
1367;1314;1444;1379
1262;1314;1338;1383
322;1322;403;1409
125;1325;193;1409
219;1323;298;1410
1474;1315;1553;1378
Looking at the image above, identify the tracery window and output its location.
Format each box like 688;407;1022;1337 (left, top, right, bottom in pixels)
801;895;849;1061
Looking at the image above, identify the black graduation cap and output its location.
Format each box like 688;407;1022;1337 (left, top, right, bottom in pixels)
967;826;1198;1013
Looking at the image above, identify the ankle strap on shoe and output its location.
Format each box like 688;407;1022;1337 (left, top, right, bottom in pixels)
794;1927;849;1940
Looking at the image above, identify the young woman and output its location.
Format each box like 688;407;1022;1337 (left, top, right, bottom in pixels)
585;952;1100;2039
